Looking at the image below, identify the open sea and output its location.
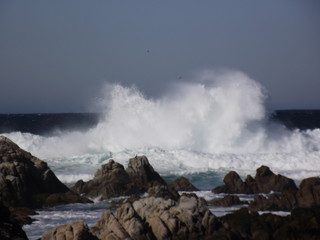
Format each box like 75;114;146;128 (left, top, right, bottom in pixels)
1;76;320;239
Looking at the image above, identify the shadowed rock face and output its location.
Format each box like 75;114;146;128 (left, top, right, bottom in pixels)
72;155;168;200
0;136;90;208
72;159;137;200
249;177;320;211
0;202;28;240
213;165;298;194
168;176;199;192
126;155;167;192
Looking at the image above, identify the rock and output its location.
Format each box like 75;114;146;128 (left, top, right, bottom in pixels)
148;185;180;201
126;156;167;192
297;177;320;208
90;194;217;240
72;159;137;200
41;221;98;240
249;177;320;211
168;176;199;192
0;201;28;240
254;166;298;193
213;165;297;194
0;136;91;209
210;195;246;207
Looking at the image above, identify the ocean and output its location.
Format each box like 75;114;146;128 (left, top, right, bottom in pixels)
1;74;320;239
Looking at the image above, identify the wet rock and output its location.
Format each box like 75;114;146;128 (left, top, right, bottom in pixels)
126;155;167;192
0;202;28;240
72;159;137;200
210;195;246;207
72;156;168;200
249;177;320;211
148;185;180;201
41;221;98;240
213;165;297;194
168;176;199;192
0;136;90;209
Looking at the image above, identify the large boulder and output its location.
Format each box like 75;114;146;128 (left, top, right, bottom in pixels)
126;155;167;192
213;166;297;194
0;136;90;208
41;221;98;240
72;159;137;200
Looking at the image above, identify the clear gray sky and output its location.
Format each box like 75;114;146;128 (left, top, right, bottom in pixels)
1;0;320;113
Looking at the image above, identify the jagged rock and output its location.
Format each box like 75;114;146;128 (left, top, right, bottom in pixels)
297;177;320;208
72;159;138;200
91;194;217;240
249;177;320;211
0;202;28;240
41;221;98;240
210;195;246;207
0;136;90;209
148;185;180;201
168;176;199;192
126;156;167;192
213;165;297;194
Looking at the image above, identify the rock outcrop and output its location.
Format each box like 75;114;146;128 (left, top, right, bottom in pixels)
213;165;298;194
249;177;320;211
126;155;167;192
41;221;98;240
89;193;217;240
0;136;90;209
168;176;199;192
210;195;246;207
72;159;137;200
72;155;167;200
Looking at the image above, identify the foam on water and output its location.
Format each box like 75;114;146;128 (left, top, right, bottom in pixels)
3;70;320;182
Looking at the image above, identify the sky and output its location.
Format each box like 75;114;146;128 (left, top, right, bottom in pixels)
0;0;320;113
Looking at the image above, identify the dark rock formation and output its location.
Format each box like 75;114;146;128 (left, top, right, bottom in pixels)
72;159;137;200
72;155;167;200
0;202;28;240
147;185;180;201
0;136;90;209
250;177;320;211
41;221;98;240
213;165;297;194
126;155;167;192
168;176;199;192
210;195;246;207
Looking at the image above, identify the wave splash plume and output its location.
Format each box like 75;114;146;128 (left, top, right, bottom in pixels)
4;70;320;181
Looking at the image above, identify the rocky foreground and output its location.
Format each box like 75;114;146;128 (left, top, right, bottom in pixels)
1;136;320;239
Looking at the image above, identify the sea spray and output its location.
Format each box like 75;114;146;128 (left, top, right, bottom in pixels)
3;70;320;181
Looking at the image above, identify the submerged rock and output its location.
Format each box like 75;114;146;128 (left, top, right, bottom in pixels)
212;165;297;194
0;136;90;209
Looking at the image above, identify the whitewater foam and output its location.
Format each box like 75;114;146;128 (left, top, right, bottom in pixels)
2;70;320;182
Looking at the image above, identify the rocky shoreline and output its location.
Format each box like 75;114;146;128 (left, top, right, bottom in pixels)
1;136;320;239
